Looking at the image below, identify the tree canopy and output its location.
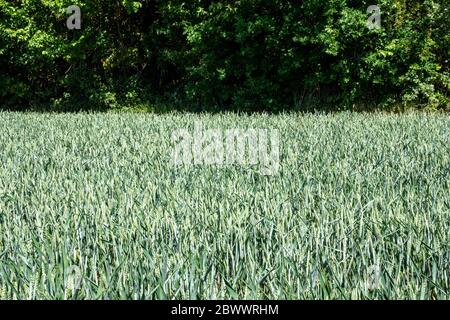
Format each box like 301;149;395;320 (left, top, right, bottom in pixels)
1;0;449;111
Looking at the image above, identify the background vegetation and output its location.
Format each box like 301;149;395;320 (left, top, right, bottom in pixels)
0;0;449;111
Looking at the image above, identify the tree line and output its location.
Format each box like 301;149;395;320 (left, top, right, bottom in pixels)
0;0;448;111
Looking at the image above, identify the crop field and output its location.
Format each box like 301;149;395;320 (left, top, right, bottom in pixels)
0;112;449;299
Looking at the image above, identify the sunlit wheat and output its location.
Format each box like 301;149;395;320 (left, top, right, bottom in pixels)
0;112;448;299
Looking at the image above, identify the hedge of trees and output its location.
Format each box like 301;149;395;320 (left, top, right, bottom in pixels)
1;0;449;111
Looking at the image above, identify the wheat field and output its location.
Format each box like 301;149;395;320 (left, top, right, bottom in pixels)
0;112;448;299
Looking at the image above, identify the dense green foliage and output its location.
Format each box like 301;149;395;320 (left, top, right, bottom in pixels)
0;112;449;299
0;0;449;111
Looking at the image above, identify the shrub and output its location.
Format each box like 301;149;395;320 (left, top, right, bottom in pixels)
0;0;448;111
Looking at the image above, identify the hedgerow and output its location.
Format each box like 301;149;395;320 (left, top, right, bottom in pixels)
0;0;449;111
